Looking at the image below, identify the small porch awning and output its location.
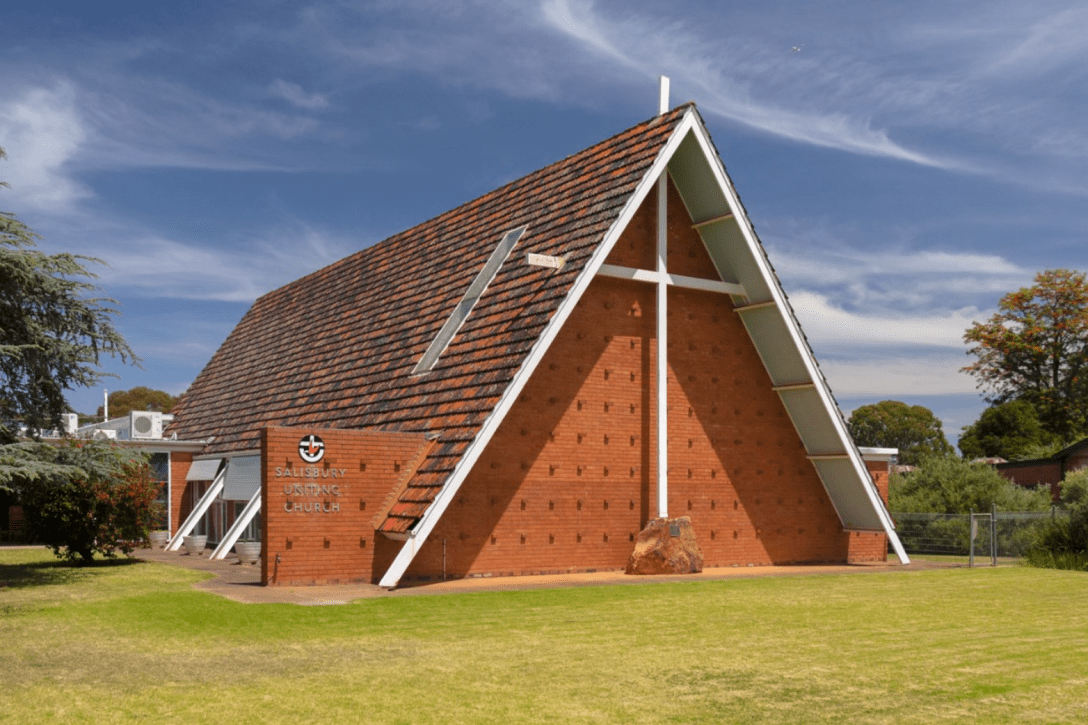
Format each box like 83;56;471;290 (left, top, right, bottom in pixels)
186;458;223;482
222;455;261;501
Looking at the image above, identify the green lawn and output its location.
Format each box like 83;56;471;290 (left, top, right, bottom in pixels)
2;549;1087;724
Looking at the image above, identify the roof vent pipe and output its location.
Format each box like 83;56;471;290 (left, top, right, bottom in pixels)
658;75;670;115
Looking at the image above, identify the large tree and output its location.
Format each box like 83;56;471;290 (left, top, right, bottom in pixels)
1;147;138;442
962;269;1088;440
847;400;954;465
958;400;1058;461
96;386;179;420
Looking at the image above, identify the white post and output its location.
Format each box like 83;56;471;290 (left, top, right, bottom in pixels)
656;175;668;518
658;75;670;116
103;389;109;421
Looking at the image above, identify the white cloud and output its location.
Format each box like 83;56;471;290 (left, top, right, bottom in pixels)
533;0;1088;191
77;77;325;172
820;356;979;397
0;82;90;211
538;0;961;169
788;290;981;349
90;223;359;303
268;79;330;110
982;6;1088;79
768;243;1031;312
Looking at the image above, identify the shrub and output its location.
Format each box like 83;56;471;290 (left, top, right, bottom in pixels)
0;439;159;563
890;455;1051;514
1024;468;1088;571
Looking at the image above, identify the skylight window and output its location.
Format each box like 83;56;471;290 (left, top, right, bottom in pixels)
413;226;527;374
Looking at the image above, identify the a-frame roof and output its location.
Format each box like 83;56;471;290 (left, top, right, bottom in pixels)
169;105;690;487
169;103;907;582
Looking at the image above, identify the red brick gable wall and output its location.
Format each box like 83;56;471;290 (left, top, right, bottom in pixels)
260;426;431;585
603;177;721;281
401;186;880;581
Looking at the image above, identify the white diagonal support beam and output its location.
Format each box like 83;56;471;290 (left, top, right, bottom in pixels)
166;467;226;551
210;489;262;560
597;264;744;296
691;213;735;230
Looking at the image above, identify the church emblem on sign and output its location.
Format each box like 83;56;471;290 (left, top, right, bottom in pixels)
298;434;325;463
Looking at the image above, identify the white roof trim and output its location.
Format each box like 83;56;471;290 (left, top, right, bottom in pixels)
679;113;907;562
858;447;898;463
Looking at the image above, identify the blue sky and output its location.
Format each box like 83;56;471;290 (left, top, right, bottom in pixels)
2;1;1087;447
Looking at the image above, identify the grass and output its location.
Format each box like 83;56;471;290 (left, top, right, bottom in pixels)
3;549;1088;723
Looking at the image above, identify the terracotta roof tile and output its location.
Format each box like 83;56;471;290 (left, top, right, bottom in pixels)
169;104;692;532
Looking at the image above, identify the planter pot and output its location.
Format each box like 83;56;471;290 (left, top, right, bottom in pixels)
234;541;261;564
149;530;169;549
183;534;208;556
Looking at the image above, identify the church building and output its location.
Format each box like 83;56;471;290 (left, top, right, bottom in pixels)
164;95;908;587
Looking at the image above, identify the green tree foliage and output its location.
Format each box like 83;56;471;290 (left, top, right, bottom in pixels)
1;147;138;442
0;439;159;563
847;400;953;465
963;269;1088;441
890;455;1051;515
96;386;179;419
958;400;1059;460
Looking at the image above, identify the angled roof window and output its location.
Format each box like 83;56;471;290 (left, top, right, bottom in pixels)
413;226;527;374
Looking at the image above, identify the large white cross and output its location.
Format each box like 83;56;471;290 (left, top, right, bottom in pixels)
596;176;744;518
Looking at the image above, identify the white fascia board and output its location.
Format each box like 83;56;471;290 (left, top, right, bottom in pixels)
858;447;898;462
683;115;909;564
379;111;701;588
113;439;210;453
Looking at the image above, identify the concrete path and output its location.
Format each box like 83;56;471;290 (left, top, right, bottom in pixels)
134;545;954;606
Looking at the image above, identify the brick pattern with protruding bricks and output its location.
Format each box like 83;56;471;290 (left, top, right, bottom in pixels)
399;180;887;582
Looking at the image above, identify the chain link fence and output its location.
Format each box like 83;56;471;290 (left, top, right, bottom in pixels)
891;509;1065;562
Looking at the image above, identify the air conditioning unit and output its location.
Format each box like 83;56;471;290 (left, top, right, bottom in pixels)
130;411;163;440
61;413;79;436
93;429;119;440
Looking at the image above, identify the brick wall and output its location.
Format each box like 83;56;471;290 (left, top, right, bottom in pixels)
849;459;890;561
169;451;194;535
261;426;431;586
999;454;1087;503
998;462;1063;487
1066;452;1088;474
401;180;873;580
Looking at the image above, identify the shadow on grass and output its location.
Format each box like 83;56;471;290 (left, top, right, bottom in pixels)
0;556;144;589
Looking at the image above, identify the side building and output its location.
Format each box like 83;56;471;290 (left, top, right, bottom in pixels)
165;101;908;586
996;438;1088;502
